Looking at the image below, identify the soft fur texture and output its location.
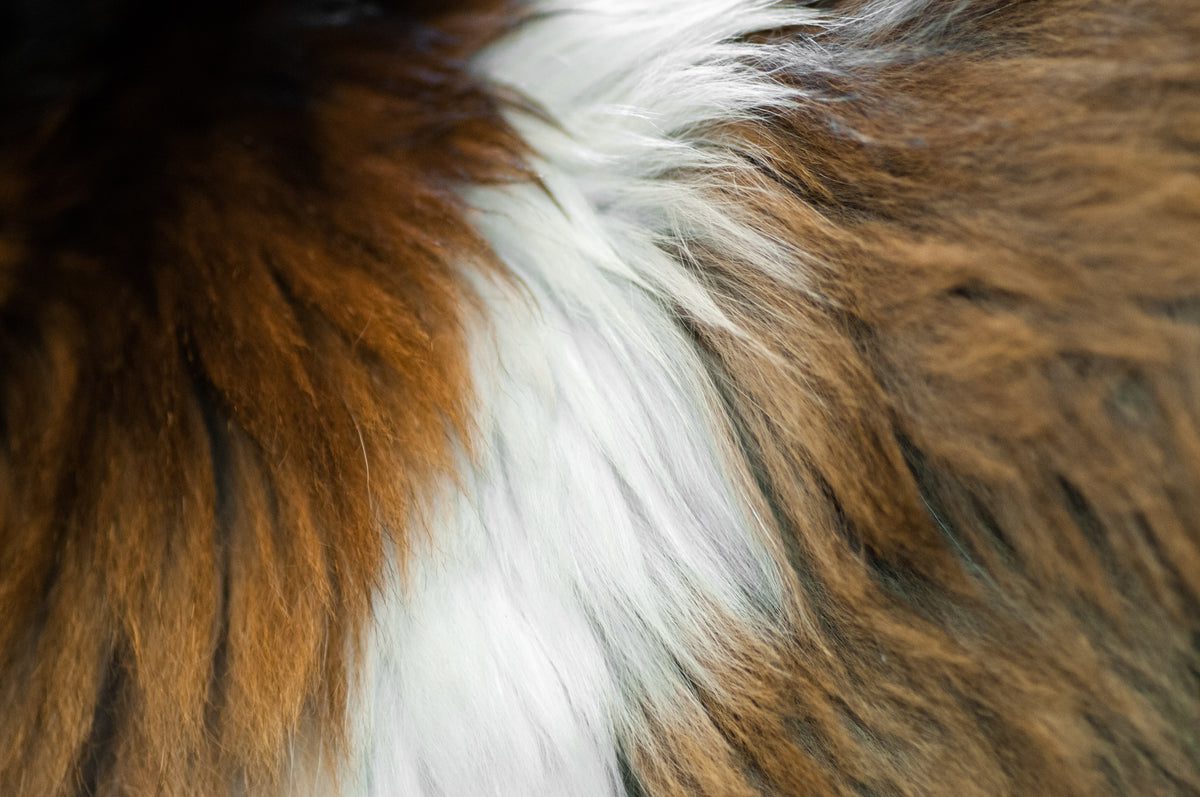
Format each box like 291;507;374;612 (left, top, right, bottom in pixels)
0;3;526;792
1;0;1198;795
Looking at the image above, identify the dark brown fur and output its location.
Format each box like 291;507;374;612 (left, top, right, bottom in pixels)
0;3;524;793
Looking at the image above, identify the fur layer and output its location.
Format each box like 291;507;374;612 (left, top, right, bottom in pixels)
1;0;1198;794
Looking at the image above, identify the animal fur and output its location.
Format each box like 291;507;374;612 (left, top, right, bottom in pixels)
1;0;1197;794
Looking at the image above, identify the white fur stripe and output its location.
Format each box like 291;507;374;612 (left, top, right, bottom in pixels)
341;1;827;793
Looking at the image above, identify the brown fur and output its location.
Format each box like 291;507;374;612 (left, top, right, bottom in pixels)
3;0;1199;794
631;0;1200;794
0;4;524;793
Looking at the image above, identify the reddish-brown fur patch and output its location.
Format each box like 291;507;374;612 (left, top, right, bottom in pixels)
0;4;524;793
